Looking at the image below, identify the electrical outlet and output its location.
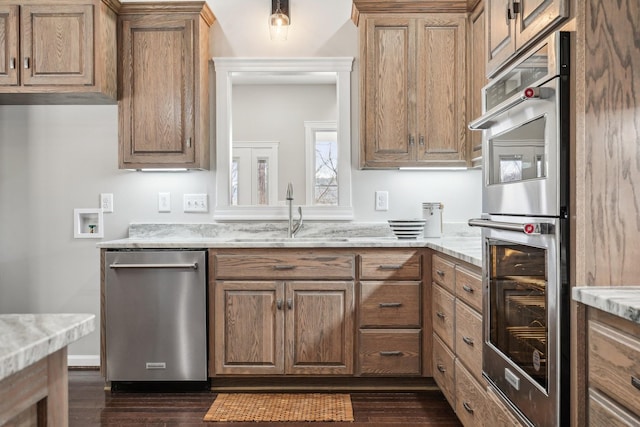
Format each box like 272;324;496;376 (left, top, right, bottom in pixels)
375;191;389;211
158;192;171;212
184;194;208;212
100;193;114;213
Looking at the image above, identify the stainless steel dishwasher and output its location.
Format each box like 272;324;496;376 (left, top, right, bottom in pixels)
105;250;207;384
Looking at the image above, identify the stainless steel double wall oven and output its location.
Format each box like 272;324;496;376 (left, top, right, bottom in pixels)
469;32;570;427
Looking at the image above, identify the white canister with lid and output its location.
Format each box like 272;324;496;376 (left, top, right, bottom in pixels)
422;202;443;237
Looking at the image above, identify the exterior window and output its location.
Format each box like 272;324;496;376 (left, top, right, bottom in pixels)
305;121;338;206
232;142;279;205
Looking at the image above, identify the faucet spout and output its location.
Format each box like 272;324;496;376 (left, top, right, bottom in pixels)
286;183;303;238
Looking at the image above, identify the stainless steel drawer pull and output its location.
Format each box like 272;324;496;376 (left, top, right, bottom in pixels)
436;270;445;277
315;256;338;261
632;376;640;391
419;135;425;146
9;58;16;69
276;299;283;310
436;311;446;319
379;351;402;357
273;265;296;270
23;57;29;69
462;336;475;346
379;264;402;270
462;285;474;293
109;263;198;269
463;402;474;414
409;135;415;146
436;364;446;373
379;302;402;308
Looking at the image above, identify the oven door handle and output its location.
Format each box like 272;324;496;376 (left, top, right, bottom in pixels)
468;218;554;235
468;87;555;130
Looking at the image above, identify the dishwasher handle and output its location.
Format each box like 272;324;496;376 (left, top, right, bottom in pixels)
109;262;199;270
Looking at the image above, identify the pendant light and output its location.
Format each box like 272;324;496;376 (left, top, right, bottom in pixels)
269;0;290;41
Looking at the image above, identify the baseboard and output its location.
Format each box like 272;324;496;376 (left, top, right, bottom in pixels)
67;354;100;367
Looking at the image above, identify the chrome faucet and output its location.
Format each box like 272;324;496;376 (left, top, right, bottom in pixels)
286;182;303;238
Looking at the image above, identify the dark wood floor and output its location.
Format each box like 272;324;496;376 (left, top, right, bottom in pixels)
69;370;462;426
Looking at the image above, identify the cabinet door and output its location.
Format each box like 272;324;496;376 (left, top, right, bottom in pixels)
361;16;415;167
486;0;516;77
214;281;284;375
468;2;486;166
285;281;354;374
21;4;94;86
119;15;196;167
0;5;18;86
516;0;568;51
415;15;466;165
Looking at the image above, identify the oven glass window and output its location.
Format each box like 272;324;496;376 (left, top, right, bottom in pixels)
489;116;546;185
488;240;548;390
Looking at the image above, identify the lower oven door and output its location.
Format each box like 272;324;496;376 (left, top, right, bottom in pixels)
473;215;564;427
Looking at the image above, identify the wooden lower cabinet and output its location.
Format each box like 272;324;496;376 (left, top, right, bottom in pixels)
455;359;486;427
485;385;524;426
214;280;354;375
587;308;640;425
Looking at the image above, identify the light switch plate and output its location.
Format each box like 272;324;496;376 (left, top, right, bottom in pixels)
184;194;208;212
158;192;171;212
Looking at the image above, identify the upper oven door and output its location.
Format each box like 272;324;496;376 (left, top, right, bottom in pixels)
483;77;560;216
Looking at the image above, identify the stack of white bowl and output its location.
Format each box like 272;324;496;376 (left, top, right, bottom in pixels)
387;219;426;239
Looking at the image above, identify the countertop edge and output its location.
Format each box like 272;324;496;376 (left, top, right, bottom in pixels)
572;286;640;325
0;313;96;382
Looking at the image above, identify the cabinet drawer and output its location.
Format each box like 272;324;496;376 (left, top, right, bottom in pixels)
432;254;455;292
358;330;421;375
432;284;455;350
359;251;422;280
455;301;483;384
455;359;486;427
589;318;640;417
213;252;355;280
433;333;455;410
455;266;482;313
359;281;420;328
589;388;640;427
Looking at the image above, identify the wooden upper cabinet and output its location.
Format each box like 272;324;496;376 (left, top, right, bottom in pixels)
359;13;467;168
118;2;214;169
468;1;485;167
0;0;118;104
486;0;568;77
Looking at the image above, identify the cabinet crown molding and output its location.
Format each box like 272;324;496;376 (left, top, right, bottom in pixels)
118;1;215;25
351;0;467;24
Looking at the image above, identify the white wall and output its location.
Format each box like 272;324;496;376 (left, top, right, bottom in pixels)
0;0;481;361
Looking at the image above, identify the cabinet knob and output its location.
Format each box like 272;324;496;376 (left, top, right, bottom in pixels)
287;298;293;309
276;299;283;310
409;135;415;146
419;135;424;146
9;58;16;69
23;57;30;69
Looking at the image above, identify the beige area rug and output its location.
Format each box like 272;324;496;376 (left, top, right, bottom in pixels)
203;393;354;422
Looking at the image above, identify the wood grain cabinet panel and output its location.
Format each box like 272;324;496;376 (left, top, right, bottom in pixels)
455;359;486;427
485;385;525;426
359;250;422;280
432;283;455;350
467;0;485;167
118;2;213;169
432;333;455;409
359;281;420;328
359;329;421;375
432;254;456;292
455;300;483;384
0;0;117;104
357;13;467;168
588;310;640;419
485;0;568;77
589;388;640;427
455;266;482;313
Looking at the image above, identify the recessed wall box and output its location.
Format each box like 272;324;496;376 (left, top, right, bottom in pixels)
74;208;104;238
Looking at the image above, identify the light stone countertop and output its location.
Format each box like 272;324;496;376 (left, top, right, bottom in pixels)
572;286;640;325
0;313;95;381
97;222;482;267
